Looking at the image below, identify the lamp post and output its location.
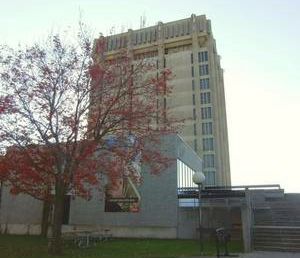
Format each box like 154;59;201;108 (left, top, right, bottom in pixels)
192;171;205;255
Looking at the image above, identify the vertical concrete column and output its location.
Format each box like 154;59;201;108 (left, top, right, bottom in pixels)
191;14;201;154
157;21;164;69
156;21;165;117
241;189;253;252
127;29;134;60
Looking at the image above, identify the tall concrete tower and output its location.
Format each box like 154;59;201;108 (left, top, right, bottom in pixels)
99;14;231;186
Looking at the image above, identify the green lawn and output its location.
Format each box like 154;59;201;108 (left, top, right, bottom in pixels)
0;235;243;258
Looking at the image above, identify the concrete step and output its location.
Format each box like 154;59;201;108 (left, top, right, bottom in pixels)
255;222;300;226
254;232;300;238
254;244;300;252
253;227;300;252
254;238;300;244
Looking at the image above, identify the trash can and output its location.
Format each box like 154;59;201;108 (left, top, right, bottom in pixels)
215;227;231;257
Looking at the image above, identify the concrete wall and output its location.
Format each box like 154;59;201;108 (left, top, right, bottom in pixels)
0;186;43;234
69;134;202;238
0;134;202;238
177;206;243;240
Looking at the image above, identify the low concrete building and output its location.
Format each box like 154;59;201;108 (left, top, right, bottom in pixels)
0;134;203;238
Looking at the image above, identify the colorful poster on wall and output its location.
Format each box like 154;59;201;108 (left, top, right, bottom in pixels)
104;134;142;212
105;176;141;212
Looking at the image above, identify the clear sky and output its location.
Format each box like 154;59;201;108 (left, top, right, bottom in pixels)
1;0;299;192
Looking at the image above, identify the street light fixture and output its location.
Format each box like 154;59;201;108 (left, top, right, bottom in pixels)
192;171;205;255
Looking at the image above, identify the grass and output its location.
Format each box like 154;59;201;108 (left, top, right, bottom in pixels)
0;234;243;258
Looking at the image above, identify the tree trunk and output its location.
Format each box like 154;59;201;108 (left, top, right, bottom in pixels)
41;200;51;237
48;181;65;255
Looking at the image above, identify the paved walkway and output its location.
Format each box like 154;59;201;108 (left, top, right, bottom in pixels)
239;251;300;258
184;251;300;258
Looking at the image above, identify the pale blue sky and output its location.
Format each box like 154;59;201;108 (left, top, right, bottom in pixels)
1;0;300;192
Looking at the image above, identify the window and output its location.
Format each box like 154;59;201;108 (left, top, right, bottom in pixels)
165;27;169;39
192;80;195;91
187;22;191;34
203;154;215;168
109;39;113;51
200;78;209;89
203;138;214;151
192;94;196;105
193;124;197;135
200;92;211;104
199;64;209;76
193;108;196;120
191;66;194;77
194;139;198;152
139;33;143;43
201;107;212;119
202;122;213;135
176;24;180;36
116;38;119;49
198;51;208;62
191;53;193;64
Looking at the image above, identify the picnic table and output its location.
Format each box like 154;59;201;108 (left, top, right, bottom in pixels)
62;229;112;248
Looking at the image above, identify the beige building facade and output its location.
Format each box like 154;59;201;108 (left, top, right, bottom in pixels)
100;14;231;186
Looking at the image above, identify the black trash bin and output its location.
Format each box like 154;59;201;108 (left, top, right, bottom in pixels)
215;227;231;257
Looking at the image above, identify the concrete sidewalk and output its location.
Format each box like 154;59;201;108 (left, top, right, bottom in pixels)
239;251;300;258
184;251;300;258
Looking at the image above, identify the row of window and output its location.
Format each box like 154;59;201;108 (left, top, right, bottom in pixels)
191;51;209;64
107;36;128;51
194;138;213;152
202;122;213;135
165;22;191;39
198;51;208;63
193;122;213;136
109;22;207;51
199;64;209;76
107;30;158;51
200;78;209;89
191;65;209;77
133;30;157;46
203;137;214;151
203;154;214;168
191;91;212;107
192;106;212;120
201;107;212;119
200;92;211;104
192;78;210;91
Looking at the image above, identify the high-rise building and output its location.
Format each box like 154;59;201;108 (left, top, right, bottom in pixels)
98;14;231;186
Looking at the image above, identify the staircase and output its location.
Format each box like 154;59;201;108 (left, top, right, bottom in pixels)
254;226;300;252
253;194;300;252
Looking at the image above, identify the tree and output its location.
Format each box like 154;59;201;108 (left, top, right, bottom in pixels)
0;28;179;255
